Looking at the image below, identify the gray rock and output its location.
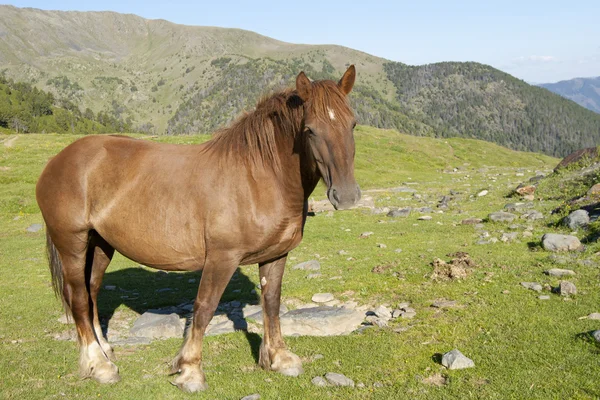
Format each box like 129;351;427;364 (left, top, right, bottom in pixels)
564;209;590;230
400;311;416;319
559;281;577;296
461;218;483;225
391;309;402;318
359;231;374;238
311;376;328;387
373;382;384;388
306;273;322;279
279;306;364;336
587;313;600;320
387;207;411;218
501;232;519;243
417;207;433;213
312;293;334;303
504;203;525;212
418;215;432;221
441;349;475;370
292;260;321;271
130;311;184;339
325;372;355;387
241;394;261;400
542;234;583;252
373;305;392;320
539;295;550;300
104;285;116;291
521;282;542;292
392;186;417;193
206;318;248;336
477;190;489;197
488;212;517;222
593;330;600;343
243;304;288;321
372;318;388;328
521;210;544;220
544;268;576;277
26;223;43;233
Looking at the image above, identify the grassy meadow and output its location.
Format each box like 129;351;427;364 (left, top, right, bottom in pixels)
1;127;600;399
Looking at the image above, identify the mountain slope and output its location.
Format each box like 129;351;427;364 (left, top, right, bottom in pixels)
1;5;600;157
539;77;600;114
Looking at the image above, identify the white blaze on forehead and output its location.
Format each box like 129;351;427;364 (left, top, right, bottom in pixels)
328;107;336;121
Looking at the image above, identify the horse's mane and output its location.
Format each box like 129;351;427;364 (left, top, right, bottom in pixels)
207;80;352;171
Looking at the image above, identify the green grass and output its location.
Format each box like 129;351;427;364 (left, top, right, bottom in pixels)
2;131;600;399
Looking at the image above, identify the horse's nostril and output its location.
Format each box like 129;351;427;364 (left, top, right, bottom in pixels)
332;188;340;203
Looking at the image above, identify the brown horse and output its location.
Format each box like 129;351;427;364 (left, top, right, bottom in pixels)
36;66;360;392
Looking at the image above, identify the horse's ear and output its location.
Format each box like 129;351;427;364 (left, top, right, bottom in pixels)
338;65;356;95
296;71;312;101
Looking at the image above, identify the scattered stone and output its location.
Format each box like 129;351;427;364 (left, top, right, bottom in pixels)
293;260;321;271
373;305;392;320
357;382;365;388
477;190;488;197
312;293;334;303
539;295;550;300
441;349;475;370
461;218;483;225
324;372;355;387
112;337;152;346
373;382;384;388
377;243;387;248
585;313;600;320
504;203;525;212
241;394;261;400
187;278;196;283
279;306;364;336
130;311;184;339
501;232;519;243
104;285;116;291
438;196;451;208
563;210;590;230
544;268;576;277
372;318;388;328
418;215;432;221
25;223;43;233
588;183;600;196
311;376;328;387
558;281;577;296
417;207;433;213
488;212;517;222
359;232;374;239
542;234;583;252
392;309;402;318
400;311;416;319
387;207;411;218
431;299;457;308
523;194;535;201
593;331;600;342
521;282;542;292
394;248;402;253
522;231;533;238
338;250;349;255
371;264;393;274
392;186;417;193
306;273;322;279
521;210;544;220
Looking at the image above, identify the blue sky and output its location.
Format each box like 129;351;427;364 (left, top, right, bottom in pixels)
7;0;600;82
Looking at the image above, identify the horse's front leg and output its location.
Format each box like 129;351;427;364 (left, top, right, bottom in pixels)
258;254;303;376
171;257;238;393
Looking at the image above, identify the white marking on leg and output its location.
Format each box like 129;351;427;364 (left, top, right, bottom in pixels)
261;276;267;287
328;107;336;121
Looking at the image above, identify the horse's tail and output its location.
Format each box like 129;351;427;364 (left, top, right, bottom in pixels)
46;230;69;313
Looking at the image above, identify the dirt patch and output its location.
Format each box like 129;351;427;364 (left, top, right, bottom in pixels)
431;252;478;281
371;263;394;274
422;373;448;386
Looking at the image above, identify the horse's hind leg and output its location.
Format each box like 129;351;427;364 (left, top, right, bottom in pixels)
258;254;303;376
53;230;120;384
88;232;115;361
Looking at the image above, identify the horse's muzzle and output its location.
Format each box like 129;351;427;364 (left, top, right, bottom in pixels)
328;184;361;210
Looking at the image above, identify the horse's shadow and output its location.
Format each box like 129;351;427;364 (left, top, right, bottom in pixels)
98;266;262;361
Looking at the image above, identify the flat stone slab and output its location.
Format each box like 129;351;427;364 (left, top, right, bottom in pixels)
544;268;576;277
441;349;475;370
312;293;334;303
130;311;184;339
279;306;364;336
521;282;542;292
26;223;43;233
292;260;321;271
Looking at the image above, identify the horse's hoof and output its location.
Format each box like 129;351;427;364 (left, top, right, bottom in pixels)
172;379;209;393
271;349;303;377
171;366;207;392
92;361;120;384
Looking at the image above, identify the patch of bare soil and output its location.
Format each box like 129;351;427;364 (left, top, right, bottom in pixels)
422;373;448;386
431;252;478;281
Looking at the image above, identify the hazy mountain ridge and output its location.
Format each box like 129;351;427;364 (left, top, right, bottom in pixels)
1;5;599;157
539;76;600;114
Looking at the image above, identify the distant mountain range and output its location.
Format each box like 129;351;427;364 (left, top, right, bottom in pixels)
1;5;600;157
539;77;600;114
